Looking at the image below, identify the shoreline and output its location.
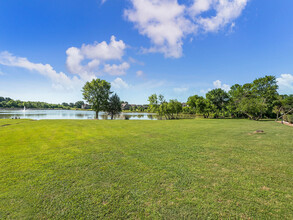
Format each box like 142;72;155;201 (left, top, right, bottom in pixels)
0;108;92;111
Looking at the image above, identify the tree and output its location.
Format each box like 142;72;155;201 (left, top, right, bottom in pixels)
151;94;167;117
107;93;122;120
187;95;215;118
238;96;268;120
227;84;244;118
137;106;144;112
168;99;182;119
62;102;69;107
147;94;183;119
187;95;200;110
206;89;229;117
273;94;293;121
195;97;214;118
158;101;169;119
75;101;85;109
148;94;159;112
82;79;112;119
229;76;279;120
251;75;278;117
251;75;278;104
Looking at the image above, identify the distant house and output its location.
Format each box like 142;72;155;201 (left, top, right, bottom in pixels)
182;103;188;107
81;104;92;109
121;102;130;110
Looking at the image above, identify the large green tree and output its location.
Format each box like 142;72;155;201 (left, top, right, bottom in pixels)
195;97;214;118
228;76;279;120
187;95;214;118
82;79;112;119
206;88;229;117
187;95;200;110
251;75;278;117
273;94;293;121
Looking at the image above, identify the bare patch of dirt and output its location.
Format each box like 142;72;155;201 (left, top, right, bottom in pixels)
253;130;265;134
261;186;270;191
248;130;265;135
277;121;293;127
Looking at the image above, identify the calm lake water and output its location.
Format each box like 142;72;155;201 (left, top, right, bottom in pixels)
0;109;158;120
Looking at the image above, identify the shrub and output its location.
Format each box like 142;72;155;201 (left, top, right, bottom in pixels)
283;115;287;122
286;115;293;124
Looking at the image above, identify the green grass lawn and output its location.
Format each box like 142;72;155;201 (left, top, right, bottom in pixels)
0;119;292;219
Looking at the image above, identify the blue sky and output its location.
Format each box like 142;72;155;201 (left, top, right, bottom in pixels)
0;0;293;104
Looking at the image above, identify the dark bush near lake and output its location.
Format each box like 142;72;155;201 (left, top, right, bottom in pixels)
284;115;293;123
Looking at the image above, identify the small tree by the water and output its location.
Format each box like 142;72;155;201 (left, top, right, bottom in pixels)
107;93;122;120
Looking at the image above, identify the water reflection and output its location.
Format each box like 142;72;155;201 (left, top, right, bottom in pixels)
100;114;108;120
124;115;131;120
0;109;158;120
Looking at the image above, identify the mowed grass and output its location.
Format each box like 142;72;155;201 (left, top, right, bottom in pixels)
0;119;292;219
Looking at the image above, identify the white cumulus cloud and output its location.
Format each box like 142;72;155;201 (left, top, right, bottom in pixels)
195;0;249;32
111;77;129;89
0;51;82;90
213;79;230;91
277;74;293;94
125;0;249;58
81;36;126;60
104;62;130;76
125;0;196;58
66;36;130;80
189;0;214;17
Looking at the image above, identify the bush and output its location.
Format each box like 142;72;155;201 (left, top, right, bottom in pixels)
286;115;293;123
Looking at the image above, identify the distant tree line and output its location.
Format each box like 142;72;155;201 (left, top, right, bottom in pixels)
0;97;85;110
2;76;292;122
129;105;145;112
121;102;148;112
148;76;293;121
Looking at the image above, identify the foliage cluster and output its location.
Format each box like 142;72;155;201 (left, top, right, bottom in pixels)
148;94;182;119
129;105;146;112
0;97;85;110
284;115;293;123
148;76;293;121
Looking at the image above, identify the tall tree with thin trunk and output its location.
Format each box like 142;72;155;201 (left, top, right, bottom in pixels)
82;79;112;119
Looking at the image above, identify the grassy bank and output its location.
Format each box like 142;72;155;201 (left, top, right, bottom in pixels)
0;119;292;219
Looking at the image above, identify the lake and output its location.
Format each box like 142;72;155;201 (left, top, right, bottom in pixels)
0;109;158;120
